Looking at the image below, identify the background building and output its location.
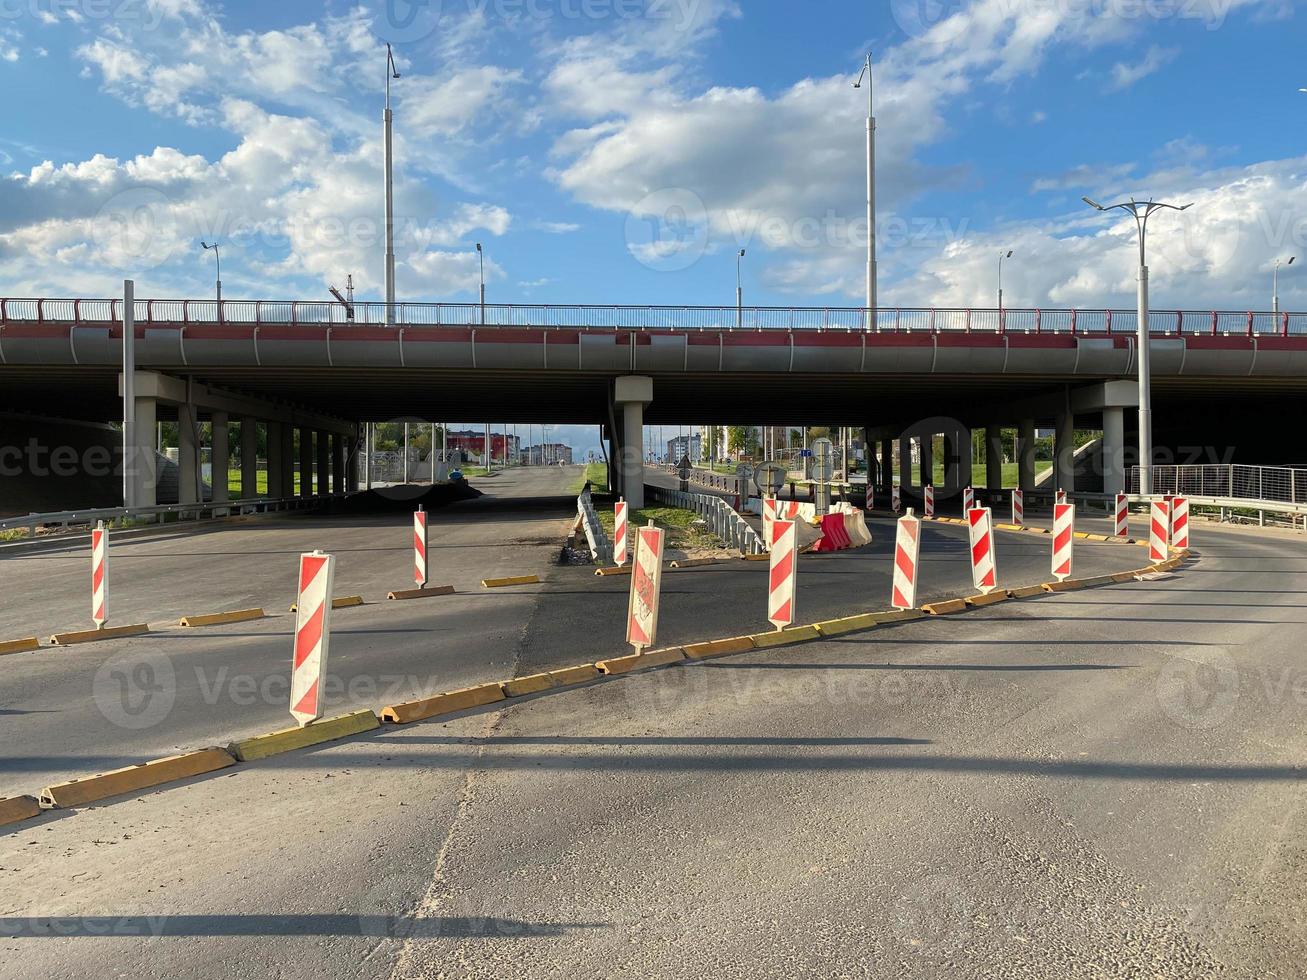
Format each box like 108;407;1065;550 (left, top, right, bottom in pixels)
666;434;702;463
521;443;573;465
444;430;519;464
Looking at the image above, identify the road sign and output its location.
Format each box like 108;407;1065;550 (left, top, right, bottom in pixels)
1114;493;1128;537
962;486;974;514
291;550;336;727
1149;501;1170;562
891;509;921;610
810;437;834;481
413;507;428;588
1012;489;1024;526
768;519;797;630
967;506;997;594
799;449;812;458
1052;503;1075;581
1172;497;1190;549
735;463;754;504
626;523;665;652
757;461;786;496
91;521;108;627
677;454;692;490
923;484;935;519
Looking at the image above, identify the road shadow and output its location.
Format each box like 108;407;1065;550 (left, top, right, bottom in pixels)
0;914;601;939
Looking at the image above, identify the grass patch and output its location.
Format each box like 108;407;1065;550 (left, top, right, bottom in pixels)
597;503;722;552
570;461;609;495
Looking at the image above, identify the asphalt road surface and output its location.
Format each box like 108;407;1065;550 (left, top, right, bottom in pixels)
3;514;1302;977
0;468;1142;799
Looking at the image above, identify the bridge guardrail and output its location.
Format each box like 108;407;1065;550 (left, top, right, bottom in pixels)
646;484;766;555
576;490;613;565
0;494;344;539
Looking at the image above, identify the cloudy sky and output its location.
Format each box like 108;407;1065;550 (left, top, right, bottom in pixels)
1;0;1303;451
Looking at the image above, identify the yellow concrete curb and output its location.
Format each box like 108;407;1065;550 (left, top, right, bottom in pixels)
741;553;771;561
0;795;42;828
596;647;686;675
482;575;541;588
382;682;505;724
813;613;880;637
290;595;364;613
179;608;265;628
226;710;381;762
387;585;456;601
594;566;632;577
964;591;1009;608
1111;571;1139;583
48;623;149;646
0;636;40;656
547;664;602;686
683;635;757;660
39;748;236;809
922;598;969;615
750;624;822;648
1007;584;1047;598
669;558;726;569
1041;579;1084;592
501;672;557;698
867;609;929;624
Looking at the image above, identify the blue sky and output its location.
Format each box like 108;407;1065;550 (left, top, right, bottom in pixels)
1;0;1304;451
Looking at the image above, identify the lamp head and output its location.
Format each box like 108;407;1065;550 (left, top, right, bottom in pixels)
1082;196;1105;210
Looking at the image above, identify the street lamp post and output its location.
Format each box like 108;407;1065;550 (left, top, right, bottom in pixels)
853;53;877;321
1273;256;1295;316
200;241;221;322
384;44;401;328
1083;195;1193;495
997;249;1013;313
735;248;745;328
476;243;485;326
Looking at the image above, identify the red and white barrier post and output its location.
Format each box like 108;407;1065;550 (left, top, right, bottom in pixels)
91;521;108;628
962;486;974;514
924;484;935;519
413;506;428;588
768;518;797;631
291;550;336;727
967;506;998;594
1171;496;1190;549
762;496;777;539
1149;501;1171;562
1051;503;1075;582
1114;493;1129;538
891;508;921;610
626;522;665;653
1056;488;1068;505
891;485;901;514
1011;489;1024;526
614;498;629;566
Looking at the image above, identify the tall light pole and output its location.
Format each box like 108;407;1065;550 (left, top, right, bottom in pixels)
1083;195;1193;495
476;242;485;326
735;248;745;328
200;241;221;321
997;249;1013;312
853;52;877;319
1273;256;1295;315
384;44;401;328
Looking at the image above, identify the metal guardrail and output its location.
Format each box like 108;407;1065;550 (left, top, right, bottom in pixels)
576;490;613;565
646;485;766;555
1130;464;1307;505
0;494;342;538
4;297;1307;336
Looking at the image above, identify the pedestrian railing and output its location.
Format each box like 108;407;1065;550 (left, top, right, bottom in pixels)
1130;464;1307;506
646;485;766;555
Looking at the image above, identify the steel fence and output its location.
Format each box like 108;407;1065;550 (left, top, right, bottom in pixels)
1129;464;1307;505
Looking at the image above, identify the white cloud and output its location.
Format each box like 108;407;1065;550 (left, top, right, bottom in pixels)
1107;44;1178;91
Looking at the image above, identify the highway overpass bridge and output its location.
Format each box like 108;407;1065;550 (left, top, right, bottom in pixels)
2;297;1305;510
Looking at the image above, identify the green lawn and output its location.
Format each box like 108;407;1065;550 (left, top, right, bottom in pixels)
597;503;720;551
571;461;609;494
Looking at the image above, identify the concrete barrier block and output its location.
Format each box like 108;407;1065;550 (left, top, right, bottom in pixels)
596;647;686;675
502;673;557;698
922;598;969;615
546;664;602;687
179;608;266;628
682;636;757;660
750;625;822;648
0;637;40;657
39;748;236;808
813;613;880;637
1007;584;1047;598
481;575;541;588
382;682;506;724
227;710;380;762
386;585;456;601
0;795;42;827
48;624;150;646
964;592;1009;608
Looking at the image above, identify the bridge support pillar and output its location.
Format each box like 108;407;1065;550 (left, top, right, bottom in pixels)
1017;419;1036;491
918;436;933;490
240;418;259;498
879;439;893;495
945;429;972;497
266;423;283;498
615;376;653;510
178;403;199;505
315;431;329;495
1055;412;1076;495
333;433;347;494
211;412;229;504
985;425;1003;493
281;424;296;498
129;394;158;508
899;437;913;491
299;427;313;499
1102;407;1125;495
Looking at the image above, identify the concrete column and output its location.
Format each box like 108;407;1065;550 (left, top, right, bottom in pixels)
898;437;913;490
615;376;652;509
919;435;934;489
1102;407;1125;495
282;424;297;498
178;404;199;505
129;395;158;507
1017;419;1036;491
299;427;313;498
1055;412;1076;494
315;431;330;495
211;411;230;503
946;429;973;494
332;433;347;494
879;439;894;493
985;425;1003;492
240;417;258;499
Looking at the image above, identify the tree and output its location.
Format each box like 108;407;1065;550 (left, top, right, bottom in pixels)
727;425;759;457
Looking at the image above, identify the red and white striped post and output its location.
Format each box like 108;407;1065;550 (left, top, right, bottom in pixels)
1011;489;1024;526
891;508;921;610
762;496;777;539
413;506;428;588
1051;503;1075;582
891;485;901;514
1171;496;1190;549
91;521;108;628
923;484;935;519
962;486;974;514
1056;488;1067;505
1149;501;1171;562
768;518;797;631
864;488;874;512
291;550;336;727
1114;493;1129;538
625;522;665;653
967;506;998;594
614;498;629;566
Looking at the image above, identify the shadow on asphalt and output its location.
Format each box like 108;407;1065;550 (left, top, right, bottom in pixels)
0;915;602;938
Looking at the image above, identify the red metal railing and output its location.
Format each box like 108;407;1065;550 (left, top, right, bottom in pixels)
0;298;1301;336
